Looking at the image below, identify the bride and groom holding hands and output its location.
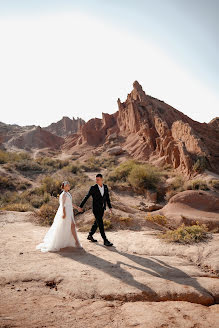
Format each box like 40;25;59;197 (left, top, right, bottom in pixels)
36;173;113;253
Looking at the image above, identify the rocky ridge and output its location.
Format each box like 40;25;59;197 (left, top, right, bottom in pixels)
63;81;219;175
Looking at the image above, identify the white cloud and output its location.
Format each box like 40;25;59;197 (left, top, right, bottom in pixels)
0;11;218;126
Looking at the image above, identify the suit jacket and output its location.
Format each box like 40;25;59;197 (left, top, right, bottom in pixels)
80;184;112;213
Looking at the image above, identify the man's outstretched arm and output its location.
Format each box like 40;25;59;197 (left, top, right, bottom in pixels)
79;186;92;208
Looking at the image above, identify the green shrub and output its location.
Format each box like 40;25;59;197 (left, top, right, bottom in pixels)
128;164;162;191
106;160;136;182
161;223;209;244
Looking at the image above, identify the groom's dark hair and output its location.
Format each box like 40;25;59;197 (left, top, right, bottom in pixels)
96;173;103;178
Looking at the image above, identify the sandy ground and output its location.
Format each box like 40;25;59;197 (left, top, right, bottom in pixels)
0;211;219;328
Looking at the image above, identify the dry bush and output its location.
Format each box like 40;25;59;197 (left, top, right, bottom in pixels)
1;203;32;212
71;184;93;210
192;156;207;173
160;223;209;244
0;150;31;164
128;164;162;191
185;179;209;191
62;162;82;174
103;218;113;230
146;214;167;226
165;175;185;201
106;160;136;183
81;156;116;172
36;157;69;171
0;176;31;191
106;160;163;195
0;176;17;191
39;177;62;196
81;156;102;171
208;179;219;190
38;198;59;225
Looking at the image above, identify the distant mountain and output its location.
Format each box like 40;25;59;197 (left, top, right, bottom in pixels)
7;126;64;150
44;116;85;137
0;116;84;150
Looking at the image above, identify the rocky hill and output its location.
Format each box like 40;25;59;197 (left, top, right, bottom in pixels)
0;117;84;151
44;116;85;137
7;126;65;151
63;81;219;176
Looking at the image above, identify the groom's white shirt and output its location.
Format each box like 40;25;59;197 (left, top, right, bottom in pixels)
98;184;104;196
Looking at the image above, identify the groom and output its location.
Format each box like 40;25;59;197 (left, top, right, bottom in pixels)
79;173;113;246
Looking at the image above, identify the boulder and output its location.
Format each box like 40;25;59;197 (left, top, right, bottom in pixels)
107;146;123;155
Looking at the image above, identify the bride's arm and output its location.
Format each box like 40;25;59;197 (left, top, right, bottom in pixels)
62;193;67;219
73;203;83;212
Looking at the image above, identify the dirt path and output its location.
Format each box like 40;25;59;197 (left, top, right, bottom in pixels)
0;211;219;328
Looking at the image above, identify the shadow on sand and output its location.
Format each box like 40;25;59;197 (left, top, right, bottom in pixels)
58;243;213;302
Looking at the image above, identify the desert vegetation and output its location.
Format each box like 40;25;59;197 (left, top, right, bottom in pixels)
160;223;209;244
105;160;164;195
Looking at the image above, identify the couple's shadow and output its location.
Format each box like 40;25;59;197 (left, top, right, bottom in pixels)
58;243;211;300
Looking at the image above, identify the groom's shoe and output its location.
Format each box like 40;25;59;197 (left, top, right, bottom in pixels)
104;239;113;247
87;235;97;242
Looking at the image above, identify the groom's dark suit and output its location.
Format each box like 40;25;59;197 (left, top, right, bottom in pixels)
79;184;112;240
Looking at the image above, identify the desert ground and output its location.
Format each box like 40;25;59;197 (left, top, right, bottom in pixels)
0;210;219;328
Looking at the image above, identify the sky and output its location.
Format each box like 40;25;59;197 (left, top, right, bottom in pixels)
0;0;218;127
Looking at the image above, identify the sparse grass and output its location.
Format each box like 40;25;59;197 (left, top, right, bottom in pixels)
193;156;207;173
0;176;17;191
146;214;167;226
81;156;117;172
0;150;31;164
185;179;209;191
209;179;219;190
38;199;59;225
160;223;209;244
62;162;82;174
1;203;33;212
81;156;102;171
165;175;185;201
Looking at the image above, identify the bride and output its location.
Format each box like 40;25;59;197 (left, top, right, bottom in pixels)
36;181;83;252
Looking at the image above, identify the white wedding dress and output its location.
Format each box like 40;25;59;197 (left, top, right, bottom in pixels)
36;191;82;252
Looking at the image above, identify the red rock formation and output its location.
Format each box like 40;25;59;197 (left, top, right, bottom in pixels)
44;116;85;137
64;81;219;175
